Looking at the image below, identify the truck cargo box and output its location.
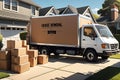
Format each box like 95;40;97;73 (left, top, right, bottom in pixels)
30;14;93;47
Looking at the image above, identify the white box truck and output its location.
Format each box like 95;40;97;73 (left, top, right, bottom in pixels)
28;14;119;62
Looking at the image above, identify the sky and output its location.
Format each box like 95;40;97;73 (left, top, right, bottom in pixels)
33;0;104;14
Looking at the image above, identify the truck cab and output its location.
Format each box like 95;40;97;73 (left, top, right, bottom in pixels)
82;24;119;61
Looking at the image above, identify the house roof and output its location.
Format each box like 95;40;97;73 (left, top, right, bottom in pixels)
58;5;88;14
97;16;111;23
19;0;40;7
0;10;30;21
67;5;78;14
58;7;66;14
77;6;89;14
39;6;59;16
39;6;53;16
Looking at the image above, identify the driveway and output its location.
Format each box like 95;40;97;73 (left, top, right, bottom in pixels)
3;55;120;80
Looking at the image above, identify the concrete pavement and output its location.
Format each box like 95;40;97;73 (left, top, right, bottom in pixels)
2;55;120;80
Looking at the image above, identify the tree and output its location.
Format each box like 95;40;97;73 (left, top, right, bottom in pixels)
98;0;120;16
93;14;100;19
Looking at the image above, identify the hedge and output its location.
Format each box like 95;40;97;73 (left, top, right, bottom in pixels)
114;34;120;48
20;31;27;40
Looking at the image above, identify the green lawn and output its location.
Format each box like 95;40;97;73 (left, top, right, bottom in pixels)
85;67;120;80
0;72;9;79
110;53;120;59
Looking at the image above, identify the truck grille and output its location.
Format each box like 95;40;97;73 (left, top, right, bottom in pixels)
110;44;118;49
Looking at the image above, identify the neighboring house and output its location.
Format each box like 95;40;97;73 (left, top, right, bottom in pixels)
39;5;96;23
97;4;120;34
0;0;40;48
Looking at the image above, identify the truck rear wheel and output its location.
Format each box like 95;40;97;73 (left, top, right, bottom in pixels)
85;49;98;62
40;47;50;55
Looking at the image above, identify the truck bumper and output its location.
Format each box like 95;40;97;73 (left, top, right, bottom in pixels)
102;49;120;56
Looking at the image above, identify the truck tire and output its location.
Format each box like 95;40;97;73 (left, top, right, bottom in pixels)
101;56;109;60
85;49;98;62
40;47;50;55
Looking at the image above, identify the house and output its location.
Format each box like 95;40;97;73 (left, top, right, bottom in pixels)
97;4;120;34
39;5;96;23
0;0;40;48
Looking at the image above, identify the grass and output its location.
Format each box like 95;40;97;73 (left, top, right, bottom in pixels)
85;67;120;80
0;72;9;79
110;53;120;59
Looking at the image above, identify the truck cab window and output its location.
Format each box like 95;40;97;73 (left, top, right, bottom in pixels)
84;27;97;37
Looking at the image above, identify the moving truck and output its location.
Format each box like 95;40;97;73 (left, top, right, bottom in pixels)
28;14;119;62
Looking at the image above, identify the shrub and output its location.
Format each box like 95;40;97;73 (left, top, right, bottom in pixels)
20;31;27;40
114;34;120;48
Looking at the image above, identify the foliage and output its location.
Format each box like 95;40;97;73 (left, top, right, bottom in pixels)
85;67;120;80
93;14;100;19
20;31;27;40
0;72;9;79
98;0;120;16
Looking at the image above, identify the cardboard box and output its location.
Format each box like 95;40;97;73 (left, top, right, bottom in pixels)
29;57;37;67
11;62;30;73
23;45;30;51
22;40;27;47
27;50;38;58
7;40;22;49
11;55;29;65
11;48;26;56
37;55;48;64
0;60;11;70
0;51;11;60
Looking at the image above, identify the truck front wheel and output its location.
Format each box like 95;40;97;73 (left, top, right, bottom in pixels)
85;49;98;62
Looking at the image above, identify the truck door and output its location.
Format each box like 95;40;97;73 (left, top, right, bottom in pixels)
81;26;98;50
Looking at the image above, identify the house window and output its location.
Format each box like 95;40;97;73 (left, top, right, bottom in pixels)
4;0;18;11
12;0;17;11
31;6;36;15
4;0;10;9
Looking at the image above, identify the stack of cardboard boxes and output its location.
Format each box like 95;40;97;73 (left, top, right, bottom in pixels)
0;51;11;70
27;50;38;67
7;40;30;73
0;40;49;73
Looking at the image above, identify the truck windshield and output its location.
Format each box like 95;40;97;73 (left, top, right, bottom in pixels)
95;25;113;37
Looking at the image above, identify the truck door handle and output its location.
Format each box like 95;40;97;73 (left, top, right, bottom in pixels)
83;39;85;41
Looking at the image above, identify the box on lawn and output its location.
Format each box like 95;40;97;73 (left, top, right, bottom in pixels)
37;55;48;64
11;48;26;56
7;40;22;49
11;55;29;65
27;50;38;58
0;60;11;70
11;62;30;73
0;51;11;60
29;57;37;67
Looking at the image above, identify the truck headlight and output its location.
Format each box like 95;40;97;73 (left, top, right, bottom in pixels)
101;44;109;49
